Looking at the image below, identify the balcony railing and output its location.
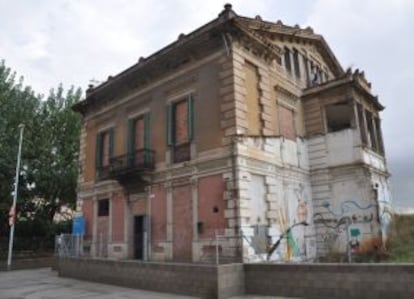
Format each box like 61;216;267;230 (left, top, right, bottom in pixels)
97;149;155;181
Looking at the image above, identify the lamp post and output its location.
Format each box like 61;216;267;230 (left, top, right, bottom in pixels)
267;221;309;261
7;124;25;270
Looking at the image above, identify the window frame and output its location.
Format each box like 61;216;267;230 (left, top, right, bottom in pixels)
95;127;115;179
166;94;194;163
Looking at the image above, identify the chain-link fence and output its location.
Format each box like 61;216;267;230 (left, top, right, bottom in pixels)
56;228;315;264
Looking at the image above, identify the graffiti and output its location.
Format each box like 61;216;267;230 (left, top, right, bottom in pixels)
286;229;300;257
376;180;393;244
295;185;309;224
314;200;378;255
286;183;313;259
321;200;375;217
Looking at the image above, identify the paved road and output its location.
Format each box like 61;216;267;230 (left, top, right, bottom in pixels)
0;268;295;299
0;268;197;299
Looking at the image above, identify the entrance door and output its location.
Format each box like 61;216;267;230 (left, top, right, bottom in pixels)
134;215;145;259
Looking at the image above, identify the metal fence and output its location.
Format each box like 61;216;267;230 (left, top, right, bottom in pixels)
55;234;85;258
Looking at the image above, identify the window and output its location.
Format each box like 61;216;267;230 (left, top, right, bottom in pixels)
95;128;114;179
303;56;310;85
98;199;109;217
366;111;378;151
293;49;301;78
325;103;353;132
127;113;151;167
166;95;194;163
357;103;368;145
284;47;292;73
374;117;385;154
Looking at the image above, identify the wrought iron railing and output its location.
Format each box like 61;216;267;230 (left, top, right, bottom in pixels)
97;149;155;180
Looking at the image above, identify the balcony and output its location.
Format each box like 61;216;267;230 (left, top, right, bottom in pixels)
97;149;155;184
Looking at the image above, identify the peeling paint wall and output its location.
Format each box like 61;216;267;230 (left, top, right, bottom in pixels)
309;128;391;257
236;136;316;262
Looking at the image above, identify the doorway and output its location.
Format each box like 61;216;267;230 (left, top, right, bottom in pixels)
134;215;146;259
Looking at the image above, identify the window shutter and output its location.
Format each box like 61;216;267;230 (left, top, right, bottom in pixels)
127;118;135;154
95;132;102;170
127;119;135;166
166;103;173;146
109;128;115;158
144;113;151;164
187;94;194;141
144;113;151;149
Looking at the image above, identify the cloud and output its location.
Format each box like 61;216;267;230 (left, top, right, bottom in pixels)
305;0;414;209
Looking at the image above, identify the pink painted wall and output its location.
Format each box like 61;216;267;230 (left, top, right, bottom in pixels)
112;192;125;242
198;175;226;238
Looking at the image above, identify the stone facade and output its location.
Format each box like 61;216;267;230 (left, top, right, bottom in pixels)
73;4;391;262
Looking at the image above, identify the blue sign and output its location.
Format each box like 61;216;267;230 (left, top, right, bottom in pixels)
72;216;85;236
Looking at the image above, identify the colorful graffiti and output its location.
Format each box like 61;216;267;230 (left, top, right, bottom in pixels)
282;183;314;260
314;200;377;255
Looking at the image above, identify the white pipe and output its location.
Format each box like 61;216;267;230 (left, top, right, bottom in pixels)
7;124;24;270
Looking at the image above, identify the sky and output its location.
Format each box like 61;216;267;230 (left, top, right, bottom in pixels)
1;0;413;210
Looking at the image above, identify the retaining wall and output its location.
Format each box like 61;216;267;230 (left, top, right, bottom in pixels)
58;258;414;299
0;257;56;271
58;258;244;299
245;263;414;299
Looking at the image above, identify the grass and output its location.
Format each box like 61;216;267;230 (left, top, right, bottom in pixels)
385;214;414;262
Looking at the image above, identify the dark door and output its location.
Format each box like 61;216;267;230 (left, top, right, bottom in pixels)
134;215;145;259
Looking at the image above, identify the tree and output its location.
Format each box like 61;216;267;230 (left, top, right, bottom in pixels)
0;60;82;240
0;60;40;236
28;85;82;222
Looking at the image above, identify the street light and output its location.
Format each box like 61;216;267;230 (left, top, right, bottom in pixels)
267;221;309;261
7;124;25;270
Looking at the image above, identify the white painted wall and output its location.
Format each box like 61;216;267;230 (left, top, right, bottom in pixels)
247;174;266;225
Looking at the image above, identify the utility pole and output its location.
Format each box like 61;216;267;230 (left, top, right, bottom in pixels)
7;124;25;270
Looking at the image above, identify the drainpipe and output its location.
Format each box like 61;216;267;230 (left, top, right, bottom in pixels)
147;186;154;261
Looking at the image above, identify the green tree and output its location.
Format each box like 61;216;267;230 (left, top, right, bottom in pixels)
0;60;81;240
29;85;82;222
0;60;40;236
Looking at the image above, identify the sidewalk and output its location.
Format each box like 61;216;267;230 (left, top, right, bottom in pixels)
0;268;299;299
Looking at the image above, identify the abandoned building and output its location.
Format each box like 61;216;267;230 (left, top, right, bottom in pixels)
73;4;392;263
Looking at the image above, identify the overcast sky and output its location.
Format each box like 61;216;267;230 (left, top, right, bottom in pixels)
1;0;413;210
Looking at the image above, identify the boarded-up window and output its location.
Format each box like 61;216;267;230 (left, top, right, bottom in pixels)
244;61;261;135
279;105;296;140
127;113;151;166
95;128;114;170
175;100;188;145
134;117;145;150
166;95;194;163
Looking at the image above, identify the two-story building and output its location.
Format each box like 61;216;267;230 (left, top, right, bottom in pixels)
73;4;392;262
